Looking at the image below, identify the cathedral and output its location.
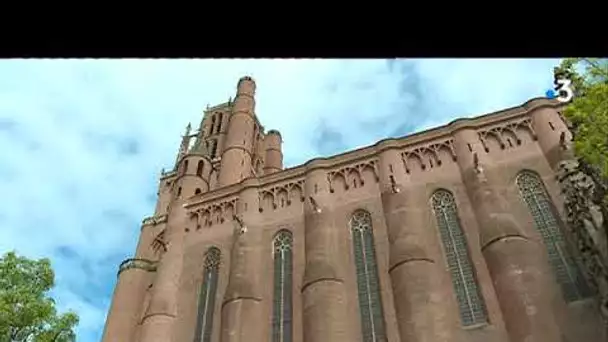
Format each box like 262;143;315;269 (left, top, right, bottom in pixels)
102;76;607;342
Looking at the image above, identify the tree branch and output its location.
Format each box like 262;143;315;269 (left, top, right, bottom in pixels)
582;58;608;78
51;328;68;342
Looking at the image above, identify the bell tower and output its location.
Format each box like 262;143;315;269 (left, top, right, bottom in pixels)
218;76;257;186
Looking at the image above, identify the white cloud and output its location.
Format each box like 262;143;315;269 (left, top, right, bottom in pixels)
0;58;559;341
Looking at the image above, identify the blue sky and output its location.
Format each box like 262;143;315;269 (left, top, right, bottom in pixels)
0;58;559;341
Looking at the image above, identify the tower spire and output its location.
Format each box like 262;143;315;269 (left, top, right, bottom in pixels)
218;76;257;186
174;123;193;169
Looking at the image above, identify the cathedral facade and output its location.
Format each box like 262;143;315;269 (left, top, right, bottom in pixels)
102;76;606;342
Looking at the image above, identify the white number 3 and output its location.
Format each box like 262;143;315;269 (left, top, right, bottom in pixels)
555;79;574;103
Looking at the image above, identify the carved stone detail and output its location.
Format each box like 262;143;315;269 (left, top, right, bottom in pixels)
192;198;239;228
400;139;457;174
328;159;379;192
558;159;608;323
258;179;305;212
117;258;158;276
142;214;168;226
151;229;167;254
477;118;537;153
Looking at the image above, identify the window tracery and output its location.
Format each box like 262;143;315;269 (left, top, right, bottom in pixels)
516;171;591;301
350;210;386;342
431;190;487;326
193;247;221;342
272;231;293;342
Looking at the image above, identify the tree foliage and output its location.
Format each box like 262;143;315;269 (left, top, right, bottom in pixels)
0;251;78;342
554;58;608;204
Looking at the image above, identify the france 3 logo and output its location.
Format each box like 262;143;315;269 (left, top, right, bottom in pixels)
545;73;574;103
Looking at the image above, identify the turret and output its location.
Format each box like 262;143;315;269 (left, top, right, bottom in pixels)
301;166;356;342
376;144;460;342
220;180;266;342
174;123;192;167
174;135;213;199
452;126;566;342
525;98;572;170
263;129;283;175
138;199;192;342
218;76;257;187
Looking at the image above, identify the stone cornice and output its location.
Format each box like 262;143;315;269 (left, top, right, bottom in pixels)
117;258;157;276
184;97;562;209
141;214;168;229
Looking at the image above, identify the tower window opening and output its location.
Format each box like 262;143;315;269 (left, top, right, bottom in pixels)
183;160;189;176
211;140;218;158
197;160;204;177
177;187;182;196
195;188;201;195
210;116;216;136
216;113;223;134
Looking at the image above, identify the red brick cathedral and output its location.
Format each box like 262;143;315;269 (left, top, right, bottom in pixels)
102;76;606;342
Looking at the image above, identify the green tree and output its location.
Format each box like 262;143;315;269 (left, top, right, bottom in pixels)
0;251;79;342
554;58;608;203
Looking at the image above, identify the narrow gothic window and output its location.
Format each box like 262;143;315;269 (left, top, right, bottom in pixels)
350;210;386;342
193;247;221;342
210;116;216;136
516;171;591;301
211;140;218;158
272;230;293;342
197;160;204;177
216;113;223;134
431;190;487;326
183;160;189;176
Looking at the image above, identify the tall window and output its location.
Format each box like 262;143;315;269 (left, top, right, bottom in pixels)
182;160;189;176
350;210;386;342
431;190;487;326
196;160;204;177
516;171;591;301
216;113;223;134
210;140;218;158
272;230;293;342
209;116;216;136
193;247;221;342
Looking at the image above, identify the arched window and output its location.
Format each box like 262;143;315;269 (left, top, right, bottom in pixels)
183;160;189;176
195;188;201;195
211;140;218;158
193;247;221;342
216;113;223;134
350;210;386;342
209;116;216;136
516;171;591;302
196;160;204;177
272;230;293;342
431;190;487;326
